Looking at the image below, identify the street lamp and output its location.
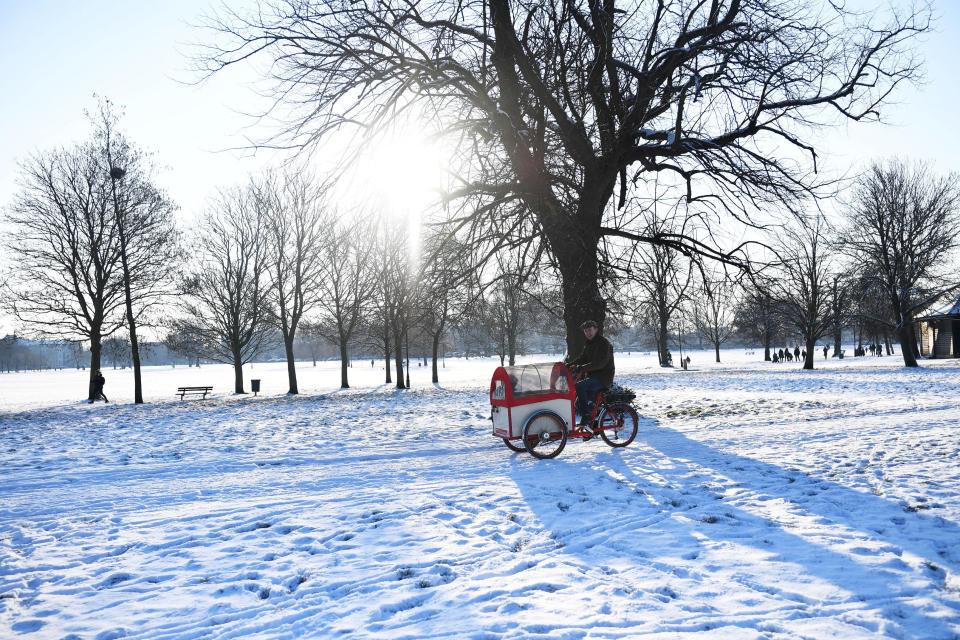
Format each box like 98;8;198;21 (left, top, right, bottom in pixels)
109;163;144;403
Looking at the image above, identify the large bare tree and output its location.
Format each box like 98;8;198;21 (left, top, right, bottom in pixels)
198;0;928;353
6;111;178;401
97;100;181;403
6;145;124;399
261;170;328;394
173;185;273;393
843;159;960;367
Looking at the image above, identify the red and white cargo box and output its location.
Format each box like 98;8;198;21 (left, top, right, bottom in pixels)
489;362;576;440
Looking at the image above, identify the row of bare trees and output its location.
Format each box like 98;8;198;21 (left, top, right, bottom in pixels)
621;159;960;370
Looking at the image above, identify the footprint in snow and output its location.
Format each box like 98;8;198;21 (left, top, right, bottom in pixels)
12;620;45;633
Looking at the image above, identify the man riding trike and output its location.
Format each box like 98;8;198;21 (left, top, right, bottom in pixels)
489;319;638;459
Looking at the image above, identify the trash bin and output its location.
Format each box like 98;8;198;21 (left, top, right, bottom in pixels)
251;379;261;395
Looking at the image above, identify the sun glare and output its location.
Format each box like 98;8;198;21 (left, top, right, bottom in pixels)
364;130;444;215
354;129;447;267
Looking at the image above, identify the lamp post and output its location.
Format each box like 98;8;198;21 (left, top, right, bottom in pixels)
109;163;144;403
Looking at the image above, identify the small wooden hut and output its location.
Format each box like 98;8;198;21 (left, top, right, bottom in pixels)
916;294;960;358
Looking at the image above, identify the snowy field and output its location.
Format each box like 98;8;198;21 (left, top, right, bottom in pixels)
2;350;960;638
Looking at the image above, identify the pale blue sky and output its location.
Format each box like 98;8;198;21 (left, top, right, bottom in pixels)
0;0;958;336
1;0;957;216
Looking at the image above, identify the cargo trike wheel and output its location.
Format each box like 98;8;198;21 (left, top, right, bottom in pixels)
523;412;567;459
599;403;639;448
502;438;526;453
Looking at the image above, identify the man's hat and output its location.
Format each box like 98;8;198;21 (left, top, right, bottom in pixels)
580;320;599;329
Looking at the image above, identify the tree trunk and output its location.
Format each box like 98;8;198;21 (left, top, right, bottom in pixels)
284;335;298;394
431;331;440;384
507;325;517;366
657;316;670;366
128;318;143;403
393;323;405;389
896;323;919;367
339;338;350;389
552;240;604;356
714;342;720;363
88;334;102;400
384;324;392;384
803;335;816;370
233;352;245;393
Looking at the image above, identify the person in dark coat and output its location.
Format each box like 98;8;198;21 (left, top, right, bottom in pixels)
568;320;615;427
89;370;108;403
823;345;829;360
793;346;801;362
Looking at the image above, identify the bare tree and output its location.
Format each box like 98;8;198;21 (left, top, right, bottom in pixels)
692;269;737;363
5;141;126;399
103;336;129;369
416;233;474;383
631;229;692;367
771;217;835;370
733;279;780;361
828;274;853;358
173;185;273;393
314;217;377;388
261;170;328;394
843;160;960;367
198;0;929;353
96;99;180;403
5;101;179;401
297;320;329;367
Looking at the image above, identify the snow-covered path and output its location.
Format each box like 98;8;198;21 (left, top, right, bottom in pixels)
2;356;960;638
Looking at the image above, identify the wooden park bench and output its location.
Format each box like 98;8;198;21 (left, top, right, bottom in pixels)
177;386;213;400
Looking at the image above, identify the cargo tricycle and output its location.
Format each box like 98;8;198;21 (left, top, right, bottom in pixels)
489;362;639;459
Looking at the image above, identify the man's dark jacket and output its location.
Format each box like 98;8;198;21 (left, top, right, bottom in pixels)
571;334;615;387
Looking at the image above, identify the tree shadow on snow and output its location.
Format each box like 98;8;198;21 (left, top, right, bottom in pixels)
509;417;960;636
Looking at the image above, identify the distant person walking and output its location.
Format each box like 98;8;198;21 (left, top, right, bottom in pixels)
793;346;801;362
89;371;108;404
823;345;829;360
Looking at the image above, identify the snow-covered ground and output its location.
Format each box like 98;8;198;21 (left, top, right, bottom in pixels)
2;350;960;638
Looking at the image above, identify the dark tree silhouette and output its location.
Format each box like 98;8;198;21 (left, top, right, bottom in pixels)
173;185;273;393
771;217;835;370
6;108;177;401
197;0;929;353
843;160;960;367
314;217;377;389
261;169;328;394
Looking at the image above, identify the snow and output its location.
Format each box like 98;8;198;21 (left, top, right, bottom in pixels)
919;293;960;319
2;351;960;638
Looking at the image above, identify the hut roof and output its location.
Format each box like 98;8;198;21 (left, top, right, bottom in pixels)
917;293;960;320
